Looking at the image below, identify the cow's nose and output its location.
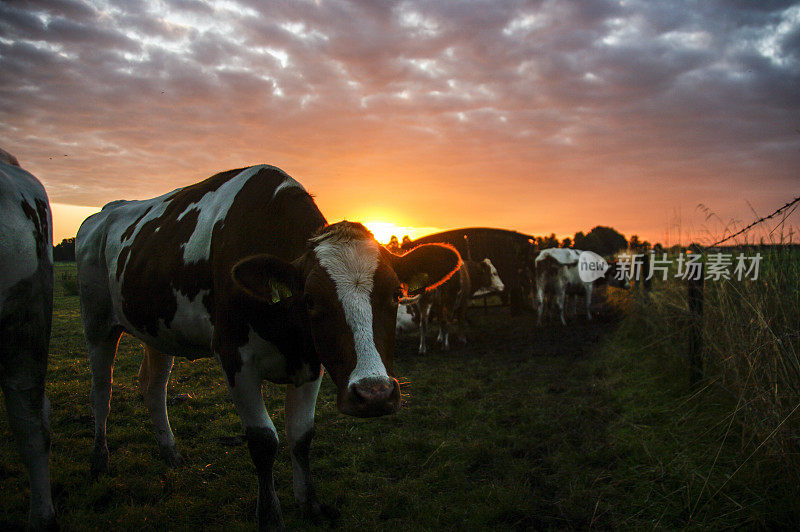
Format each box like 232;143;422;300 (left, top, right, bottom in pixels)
342;377;400;418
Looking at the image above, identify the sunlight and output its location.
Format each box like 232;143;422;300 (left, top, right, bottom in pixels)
361;220;438;245
50;203;101;243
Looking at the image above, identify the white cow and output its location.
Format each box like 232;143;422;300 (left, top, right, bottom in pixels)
535;248;629;326
0;148;56;529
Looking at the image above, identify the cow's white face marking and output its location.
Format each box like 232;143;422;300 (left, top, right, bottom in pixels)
314;237;389;386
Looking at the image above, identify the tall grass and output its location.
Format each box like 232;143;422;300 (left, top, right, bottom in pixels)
702;246;800;468
608;243;800;523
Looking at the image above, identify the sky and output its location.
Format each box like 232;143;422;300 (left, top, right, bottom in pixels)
1;0;799;245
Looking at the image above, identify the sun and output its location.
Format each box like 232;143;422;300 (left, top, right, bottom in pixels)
361;220;438;245
362;221;408;244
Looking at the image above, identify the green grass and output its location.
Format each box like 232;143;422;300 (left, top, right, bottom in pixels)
0;262;798;529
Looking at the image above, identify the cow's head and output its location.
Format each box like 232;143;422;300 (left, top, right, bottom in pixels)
231;221;461;417
603;260;631;289
483;258;505;292
471;258;506;297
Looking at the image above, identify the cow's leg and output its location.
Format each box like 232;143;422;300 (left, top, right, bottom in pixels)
138;345;182;466
418;302;430;355
285;374;338;523
437;317;450;351
1;380;56;530
88;332;121;477
585;285;593;321
556;288;567;326
535;285;545;326
226;367;283;531
435;300;451;351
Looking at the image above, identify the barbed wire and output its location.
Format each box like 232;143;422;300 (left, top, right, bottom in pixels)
707;194;800;248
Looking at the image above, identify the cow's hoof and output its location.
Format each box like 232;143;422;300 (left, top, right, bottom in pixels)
158;444;185;467
90;444;109;478
304;501;340;524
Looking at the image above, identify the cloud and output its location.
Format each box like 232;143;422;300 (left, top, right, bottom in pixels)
1;0;798;242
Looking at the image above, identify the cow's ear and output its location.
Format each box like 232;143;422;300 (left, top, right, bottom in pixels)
232;254;303;304
390;243;462;296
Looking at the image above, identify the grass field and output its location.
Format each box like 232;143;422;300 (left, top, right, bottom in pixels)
0;262;798;529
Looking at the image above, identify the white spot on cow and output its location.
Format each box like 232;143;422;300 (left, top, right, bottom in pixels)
127;289;215;357
272;176;304;199
181;165;299;264
314;237;388;386
396;305;416;335
166;289;214;348
239;326;288;381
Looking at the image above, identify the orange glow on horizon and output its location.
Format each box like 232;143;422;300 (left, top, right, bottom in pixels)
361;221;440;245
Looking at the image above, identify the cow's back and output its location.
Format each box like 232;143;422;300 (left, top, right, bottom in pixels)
535;248;585;291
77;165;326;358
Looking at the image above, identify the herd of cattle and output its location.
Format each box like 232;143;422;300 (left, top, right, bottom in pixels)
0;152;630;530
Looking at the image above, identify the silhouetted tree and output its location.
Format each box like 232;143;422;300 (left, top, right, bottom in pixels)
573;226;627;257
536;233;559;250
53;237;76;262
560;237;572;248
386;235;400;253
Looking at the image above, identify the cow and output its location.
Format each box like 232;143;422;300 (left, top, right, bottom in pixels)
395;304;418;336
75;164;460;530
0;148;56;530
415;258;504;354
534;247;629;326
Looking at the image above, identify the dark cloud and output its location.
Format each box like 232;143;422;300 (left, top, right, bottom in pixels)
0;0;798;241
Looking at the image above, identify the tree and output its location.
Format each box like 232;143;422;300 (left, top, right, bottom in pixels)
535;233;559;250
386;235;400;253
573;226;627;257
53;238;76;262
560;237;572;248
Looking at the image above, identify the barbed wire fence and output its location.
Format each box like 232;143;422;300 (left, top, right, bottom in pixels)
684;193;800;389
706;194;800;248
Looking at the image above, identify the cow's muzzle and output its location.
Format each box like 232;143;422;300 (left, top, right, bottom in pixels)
340;377;401;418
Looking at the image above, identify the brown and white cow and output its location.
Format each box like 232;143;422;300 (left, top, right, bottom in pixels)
414;258;504;354
0;148;56;529
76;164;459;530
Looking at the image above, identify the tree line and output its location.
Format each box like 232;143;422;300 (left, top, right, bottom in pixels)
55;227;658;263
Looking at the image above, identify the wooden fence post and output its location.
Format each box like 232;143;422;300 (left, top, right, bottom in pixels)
688;258;704;389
